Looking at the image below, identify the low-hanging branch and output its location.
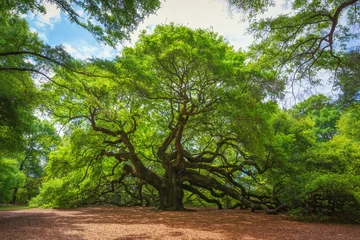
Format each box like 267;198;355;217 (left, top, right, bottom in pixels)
0;51;113;78
181;184;223;209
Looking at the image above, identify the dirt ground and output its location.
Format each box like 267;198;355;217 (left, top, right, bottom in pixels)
0;207;359;240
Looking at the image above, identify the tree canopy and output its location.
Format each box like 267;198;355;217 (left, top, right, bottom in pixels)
2;0;160;46
228;0;360;90
0;0;161;100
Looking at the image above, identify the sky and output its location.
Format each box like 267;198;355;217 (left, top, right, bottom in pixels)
24;0;342;106
25;0;291;60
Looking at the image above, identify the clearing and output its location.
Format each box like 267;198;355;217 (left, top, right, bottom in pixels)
0;207;359;239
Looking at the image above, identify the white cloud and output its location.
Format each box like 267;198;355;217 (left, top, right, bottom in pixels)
75;9;85;18
63;42;92;60
127;0;249;50
126;0;290;50
31;2;61;29
63;43;78;55
30;27;48;42
97;44;122;58
63;42;120;60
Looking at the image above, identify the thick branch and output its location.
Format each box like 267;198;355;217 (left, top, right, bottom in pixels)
0;51;110;77
183;170;261;210
329;0;358;53
182;184;223;209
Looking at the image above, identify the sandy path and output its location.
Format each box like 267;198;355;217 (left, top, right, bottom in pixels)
0;207;359;239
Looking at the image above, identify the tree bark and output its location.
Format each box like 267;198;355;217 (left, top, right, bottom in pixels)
158;168;184;210
11;188;18;204
265;203;289;214
11;160;25;204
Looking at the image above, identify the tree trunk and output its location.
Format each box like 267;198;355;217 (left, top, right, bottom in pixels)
11;188;18;204
158;169;184;210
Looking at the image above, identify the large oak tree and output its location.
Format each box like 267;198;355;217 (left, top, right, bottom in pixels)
38;25;279;210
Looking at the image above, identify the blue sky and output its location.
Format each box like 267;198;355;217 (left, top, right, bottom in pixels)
25;0;291;60
26;4;117;59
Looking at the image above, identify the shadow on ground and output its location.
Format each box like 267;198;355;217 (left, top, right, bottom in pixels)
0;207;359;239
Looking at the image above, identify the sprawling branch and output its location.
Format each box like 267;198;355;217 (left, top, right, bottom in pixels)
182;184;223;209
249;0;359;90
89;108;122;137
183;170;264;210
329;0;358;54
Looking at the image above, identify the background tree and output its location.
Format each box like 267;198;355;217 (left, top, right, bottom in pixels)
292;94;341;141
337;51;360;104
337;103;360;141
263;97;360;222
0;50;37;155
0;0;161;113
0;157;26;203
0;117;58;204
227;0;360;93
1;0;160;47
11;119;59;204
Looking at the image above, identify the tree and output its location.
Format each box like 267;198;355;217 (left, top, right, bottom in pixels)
0;1;126;166
264;98;360;222
0;157;26;203
337;103;360;141
300;122;360;222
0;45;37;155
228;0;360;88
11;119;59;204
337;51;360;104
0;116;58;204
34;24;280;210
257;108;316;209
0;0;161;105
1;0;160;47
292;94;341;141
0;13;115;85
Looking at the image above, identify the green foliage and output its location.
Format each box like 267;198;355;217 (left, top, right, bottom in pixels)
30;178;79;208
307;135;360;174
228;0;360;91
121;24;279;159
0;28;37;154
264;97;360;222
30;131;149;208
11;118;59;204
0;158;26;203
1;0;160;46
337;51;360;104
293;174;360;223
292;94;341;141
0;13;86;84
337;103;360;141
0;0;160;145
0;0;161;206
227;0;275;18
0;118;59;204
30;135;102;208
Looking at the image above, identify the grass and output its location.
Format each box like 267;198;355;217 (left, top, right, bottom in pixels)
0;205;32;211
